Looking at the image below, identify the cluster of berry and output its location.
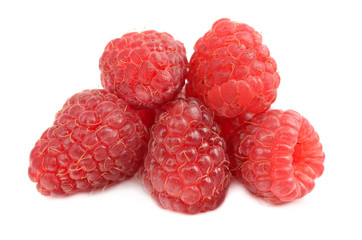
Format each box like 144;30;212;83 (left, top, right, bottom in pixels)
28;18;325;214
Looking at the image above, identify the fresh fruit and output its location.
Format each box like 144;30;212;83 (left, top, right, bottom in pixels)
231;109;325;203
186;18;280;118
134;107;156;129
28;19;326;211
28;89;149;196
214;113;254;143
139;97;231;214
99;30;188;109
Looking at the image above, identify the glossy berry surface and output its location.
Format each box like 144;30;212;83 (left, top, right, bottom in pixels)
187;18;280;118
231;109;325;204
139;98;231;214
28;89;149;196
99;30;188;109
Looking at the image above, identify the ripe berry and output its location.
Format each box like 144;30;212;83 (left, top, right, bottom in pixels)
134;107;156;129
99;30;188;109
214;113;254;144
231;109;325;204
28;89;149;196
139;98;231;214
187;18;280;118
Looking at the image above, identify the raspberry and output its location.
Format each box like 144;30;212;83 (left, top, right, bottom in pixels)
214;113;254;143
99;30;188;109
139;98;231;214
231;109;325;204
187;18;280;118
134;107;156;129
28;89;149;196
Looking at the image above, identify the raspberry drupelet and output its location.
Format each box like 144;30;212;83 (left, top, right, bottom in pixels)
139;97;231;214
99;30;188;109
28;89;149;196
186;18;280;119
231;109;325;204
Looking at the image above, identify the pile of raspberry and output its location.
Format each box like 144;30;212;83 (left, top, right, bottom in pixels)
29;18;325;214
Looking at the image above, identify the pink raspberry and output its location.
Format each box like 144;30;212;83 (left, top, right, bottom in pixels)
139;98;231;214
187;18;280;118
231;109;325;204
99;30;188;109
28;89;149;196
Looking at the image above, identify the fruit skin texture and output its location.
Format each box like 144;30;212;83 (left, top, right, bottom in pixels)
231;109;325;204
28;89;149;196
139;97;231;214
186;18;280;118
99;30;188;109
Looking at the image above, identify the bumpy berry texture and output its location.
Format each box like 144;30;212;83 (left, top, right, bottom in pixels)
139;98;231;214
28;89;149;196
99;30;188;109
231;109;325;204
187;18;280;118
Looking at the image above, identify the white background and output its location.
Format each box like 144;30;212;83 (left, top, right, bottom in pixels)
1;0;361;239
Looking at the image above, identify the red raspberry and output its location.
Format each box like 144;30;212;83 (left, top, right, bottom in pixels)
139;98;231;214
99;30;188;109
187;18;280;118
231;109;325;204
214;113;254;143
28;89;149;196
134;107;156;129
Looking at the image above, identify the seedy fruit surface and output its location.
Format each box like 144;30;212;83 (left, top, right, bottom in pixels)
187;18;280;118
28;89;149;196
139;98;231;214
99;30;188;109
231;109;325;204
